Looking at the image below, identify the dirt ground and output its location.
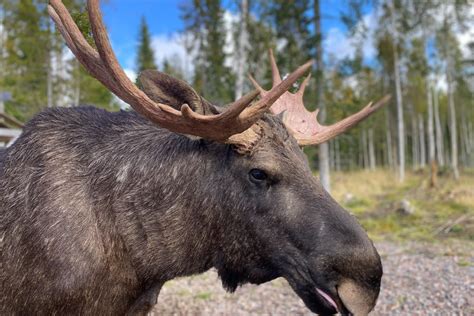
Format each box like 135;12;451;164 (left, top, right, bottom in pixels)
151;241;473;315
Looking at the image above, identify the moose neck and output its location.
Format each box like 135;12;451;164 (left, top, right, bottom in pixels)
102;129;229;286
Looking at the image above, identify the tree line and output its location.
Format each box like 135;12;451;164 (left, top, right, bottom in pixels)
1;0;473;190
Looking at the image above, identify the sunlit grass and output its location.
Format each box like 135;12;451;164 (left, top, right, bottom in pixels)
326;168;474;243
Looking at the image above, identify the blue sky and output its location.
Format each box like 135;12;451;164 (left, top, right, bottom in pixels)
100;0;375;79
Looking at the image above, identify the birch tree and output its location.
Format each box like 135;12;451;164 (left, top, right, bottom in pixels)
388;0;405;182
368;128;376;170
418;114;426;167
433;89;445;167
314;0;330;191
234;0;249;99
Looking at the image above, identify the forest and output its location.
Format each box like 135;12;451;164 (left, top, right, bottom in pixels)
0;0;473;191
1;1;473;314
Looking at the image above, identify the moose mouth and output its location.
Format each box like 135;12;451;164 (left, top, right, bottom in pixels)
316;288;340;313
285;272;352;315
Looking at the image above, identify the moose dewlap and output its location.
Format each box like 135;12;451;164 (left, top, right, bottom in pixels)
0;0;389;315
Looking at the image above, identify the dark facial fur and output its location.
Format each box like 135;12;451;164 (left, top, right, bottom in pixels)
0;106;381;315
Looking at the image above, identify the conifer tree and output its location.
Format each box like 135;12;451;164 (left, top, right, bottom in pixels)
2;0;49;120
136;16;157;73
181;0;233;103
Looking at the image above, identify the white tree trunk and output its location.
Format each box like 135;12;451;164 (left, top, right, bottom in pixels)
468;121;474;167
73;60;81;107
335;138;341;171
369;128;376;170
411;109;419;170
331;140;337;170
389;0;405;181
56;49;66;107
460;117;468;166
446;58;459;179
234;0;248;99
47;54;53;108
466;120;473;156
47;18;54;108
386;107;394;169
314;0;330;192
362;129;369;169
418;114;426;168
434;89;445;166
427;83;435;163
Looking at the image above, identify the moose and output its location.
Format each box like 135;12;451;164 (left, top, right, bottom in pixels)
1;0;389;315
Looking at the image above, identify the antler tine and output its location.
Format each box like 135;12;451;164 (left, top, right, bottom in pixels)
177;61;313;126
242;60;314;121
269;49;282;86
219;89;260;120
50;0;312;143
248;74;266;94
48;1;127;101
296;95;391;146
297;73;311;97
251;50;389;146
86;0;158;110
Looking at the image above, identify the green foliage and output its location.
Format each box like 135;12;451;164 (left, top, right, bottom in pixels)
136;17;157;74
77;65;118;111
260;0;312;72
1;0;472;172
181;0;233;104
0;0;116;121
2;0;49;120
332;169;474;242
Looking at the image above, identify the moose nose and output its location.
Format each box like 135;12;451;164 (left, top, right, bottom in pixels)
338;280;376;316
323;214;383;315
335;243;383;315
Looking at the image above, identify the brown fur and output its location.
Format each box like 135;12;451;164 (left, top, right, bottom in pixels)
1;72;382;315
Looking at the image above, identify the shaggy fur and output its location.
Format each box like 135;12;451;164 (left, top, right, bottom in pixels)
1;106;382;315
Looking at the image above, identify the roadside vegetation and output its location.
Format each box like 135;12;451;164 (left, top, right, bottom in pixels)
330;168;474;243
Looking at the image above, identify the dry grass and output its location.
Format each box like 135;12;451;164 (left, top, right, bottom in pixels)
325;168;474;243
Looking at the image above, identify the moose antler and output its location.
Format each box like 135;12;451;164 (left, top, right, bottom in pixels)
250;50;391;146
48;0;313;142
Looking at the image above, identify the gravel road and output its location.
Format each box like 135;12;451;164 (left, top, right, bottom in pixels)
150;241;473;315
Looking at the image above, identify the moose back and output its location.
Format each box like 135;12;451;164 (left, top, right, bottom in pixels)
0;0;387;315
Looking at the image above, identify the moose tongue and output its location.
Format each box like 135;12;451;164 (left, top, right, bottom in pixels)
316;288;339;313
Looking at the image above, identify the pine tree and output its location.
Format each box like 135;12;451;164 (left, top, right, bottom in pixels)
2;0;50;120
62;3;117;110
136;16;157;74
261;0;311;75
181;0;233;104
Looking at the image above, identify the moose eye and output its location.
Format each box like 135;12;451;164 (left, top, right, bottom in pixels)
249;168;268;183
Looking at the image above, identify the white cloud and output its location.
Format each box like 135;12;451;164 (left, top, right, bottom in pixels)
456;6;474;59
324;27;354;60
151;33;194;80
323;10;377;63
148;10;238;81
151;33;188;67
124;68;137;82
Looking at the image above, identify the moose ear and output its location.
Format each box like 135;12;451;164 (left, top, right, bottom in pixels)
138;69;218;115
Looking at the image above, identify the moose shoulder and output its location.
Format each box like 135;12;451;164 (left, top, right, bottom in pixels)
1;0;388;315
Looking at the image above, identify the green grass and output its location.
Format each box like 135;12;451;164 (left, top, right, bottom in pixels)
194;292;212;300
329;168;474;243
456;259;472;267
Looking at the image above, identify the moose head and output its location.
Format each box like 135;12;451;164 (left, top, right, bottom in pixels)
3;1;388;315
